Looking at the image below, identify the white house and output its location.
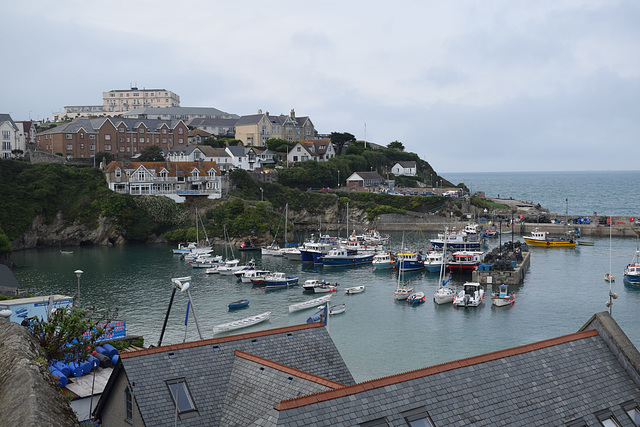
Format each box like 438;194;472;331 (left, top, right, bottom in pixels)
0;114;19;159
286;139;336;163
391;161;417;176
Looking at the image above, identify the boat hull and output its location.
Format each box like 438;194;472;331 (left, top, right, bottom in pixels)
523;237;576;247
492;297;514;307
398;260;424;271
624;274;640;285
321;255;374;267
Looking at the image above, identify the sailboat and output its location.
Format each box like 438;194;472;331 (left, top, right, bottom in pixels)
605;216;615;282
262;205;285;256
173;207;212;255
394;232;415;300
434;228;455;304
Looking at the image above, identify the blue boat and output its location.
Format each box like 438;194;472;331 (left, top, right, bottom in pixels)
624;249;640;285
263;272;299;288
320;248;374;267
299;236;339;263
396;251;424;271
228;299;250;310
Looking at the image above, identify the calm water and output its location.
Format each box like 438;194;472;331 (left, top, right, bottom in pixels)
11;232;640;383
442;170;640;217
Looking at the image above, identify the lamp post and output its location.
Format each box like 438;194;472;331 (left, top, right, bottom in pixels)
337;169;340;187
74;270;83;307
260;187;264;201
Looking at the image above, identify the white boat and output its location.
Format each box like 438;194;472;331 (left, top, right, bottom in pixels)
345;285;365;294
433;233;455;304
261;244;283;256
182;248;214;261
302;279;338;293
424;250;447;273
320;248;374;267
394;233;415;300
212;311;271;334
282;247;302;261
220;259;256;276
453;282;485;307
263;272;298;288
174;207;212;254
491;284;515;307
430;229;480;249
624;249;640;285
372;251;395;270
447;251;485;273
240;269;270;284
328;303;346;315
191;255;224;269
289;294;332;313
216;259;241;275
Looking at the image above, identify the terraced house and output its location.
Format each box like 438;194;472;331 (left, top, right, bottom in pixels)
35;118;189;159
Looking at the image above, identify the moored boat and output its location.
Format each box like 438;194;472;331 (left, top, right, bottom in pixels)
228;299;249;310
263;272;298;288
491;284;515;307
328;303;346;315
345;285;365;294
423;249;447;273
523;228;576;248
624;249;640;285
320;248;374;267
288;294;332;313
407;291;426;304
395;251;424;272
241;269;270;284
302;279;339;293
372;251;395;270
447;251;485;273
453;282;485;307
212;311;271;334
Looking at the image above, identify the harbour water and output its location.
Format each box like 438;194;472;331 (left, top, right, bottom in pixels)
442;170;640;217
11;231;640;383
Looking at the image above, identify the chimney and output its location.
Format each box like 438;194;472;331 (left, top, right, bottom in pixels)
290;109;295;118
258;109;262;114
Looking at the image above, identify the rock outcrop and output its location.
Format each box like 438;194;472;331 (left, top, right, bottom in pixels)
0;317;78;426
11;213;126;251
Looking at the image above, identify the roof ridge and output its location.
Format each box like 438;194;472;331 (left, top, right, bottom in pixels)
275;329;598;410
235;350;345;390
120;322;324;359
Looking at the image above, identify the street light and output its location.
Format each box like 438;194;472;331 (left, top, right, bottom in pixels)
260;187;264;201
337;170;340;187
74;270;83;307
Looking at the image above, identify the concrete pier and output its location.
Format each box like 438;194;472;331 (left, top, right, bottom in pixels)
472;251;531;286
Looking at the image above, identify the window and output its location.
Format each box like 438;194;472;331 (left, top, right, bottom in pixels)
125;387;133;421
66;134;72;139
120;137;124;142
595;410;620;427
119;127;125;132
80;144;84;149
178;128;183;135
402;408;435;427
115;168;121;178
162;138;167;144
120;147;125;152
622;402;640;425
139;128;144;133
80;133;84;139
359;418;388;427
66;144;73;150
133;138;137;143
105;144;112;151
137;170;145;180
90;145;95;151
166;379;197;415
105;135;111;141
90;135;95;140
162;129;167;134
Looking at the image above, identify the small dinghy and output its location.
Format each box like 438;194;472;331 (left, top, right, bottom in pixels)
228;299;249;310
212;312;271;334
345;285;365;294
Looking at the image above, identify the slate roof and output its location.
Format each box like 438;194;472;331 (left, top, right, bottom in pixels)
94;323;354;426
395;161;416;168
187;117;239;127
123;107;239;119
0;113;18;130
267;312;640;426
36;117;184;135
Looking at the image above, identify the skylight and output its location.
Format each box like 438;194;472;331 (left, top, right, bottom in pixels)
166;379;197;414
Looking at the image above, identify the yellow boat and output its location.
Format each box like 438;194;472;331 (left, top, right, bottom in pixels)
523;228;576;248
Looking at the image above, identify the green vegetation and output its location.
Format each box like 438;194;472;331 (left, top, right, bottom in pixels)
470;195;510;211
0;160;189;242
29;306;118;363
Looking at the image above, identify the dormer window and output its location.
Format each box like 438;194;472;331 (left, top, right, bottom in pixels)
115;168;121;178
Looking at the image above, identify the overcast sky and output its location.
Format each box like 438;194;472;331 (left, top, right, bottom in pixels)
2;1;638;172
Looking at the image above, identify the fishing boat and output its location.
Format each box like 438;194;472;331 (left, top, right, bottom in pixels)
282;247;302;261
423;249;447;273
430;229;481;249
216;259;241;275
212;311;271;334
395;251;424;272
491;284;515;307
345;285;365;294
372;251;395;270
240;269;270;284
302;279;339;293
191;255;224;269
288;294;332;313
624;249;640;285
263;272;298;288
407;291;426;304
228;299;249;310
320;248;374;267
453;282;485;307
447;251;485;273
238;239;260;252
522;228;576;247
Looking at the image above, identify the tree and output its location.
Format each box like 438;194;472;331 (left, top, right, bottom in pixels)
95;151;115;165
387;140;405;151
266;138;296;153
330;132;356;155
138;146;164;162
29;306;118;363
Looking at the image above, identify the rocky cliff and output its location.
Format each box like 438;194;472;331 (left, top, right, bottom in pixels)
11;213;126;251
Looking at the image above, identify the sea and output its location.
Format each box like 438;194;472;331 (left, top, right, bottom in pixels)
10;170;640;383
